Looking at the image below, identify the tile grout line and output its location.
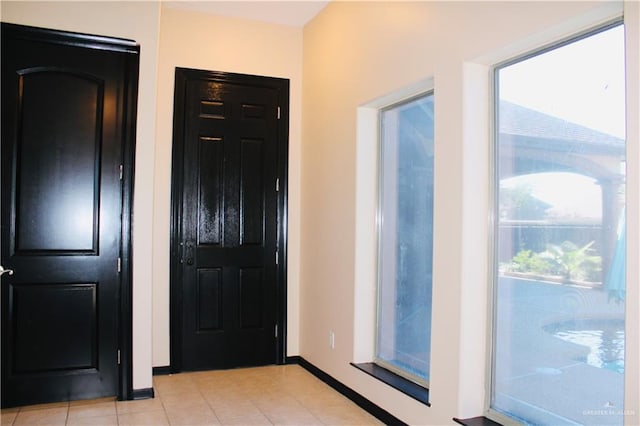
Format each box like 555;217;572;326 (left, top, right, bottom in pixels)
194;372;223;425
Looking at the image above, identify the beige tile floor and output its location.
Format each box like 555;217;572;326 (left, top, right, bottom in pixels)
1;365;383;425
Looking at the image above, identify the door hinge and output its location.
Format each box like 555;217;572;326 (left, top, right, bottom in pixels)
277;106;281;119
275;178;280;192
275;324;278;338
275;250;279;265
117;257;121;273
117;350;121;365
119;164;123;180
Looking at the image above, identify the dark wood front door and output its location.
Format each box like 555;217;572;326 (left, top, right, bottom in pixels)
1;24;138;407
171;68;288;371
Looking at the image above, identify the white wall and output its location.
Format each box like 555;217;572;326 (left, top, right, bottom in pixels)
0;1;161;391
152;5;304;366
301;1;639;424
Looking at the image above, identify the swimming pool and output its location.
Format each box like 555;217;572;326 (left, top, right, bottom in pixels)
544;319;625;373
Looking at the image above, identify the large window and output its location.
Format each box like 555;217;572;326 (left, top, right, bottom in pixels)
377;92;434;385
491;23;626;425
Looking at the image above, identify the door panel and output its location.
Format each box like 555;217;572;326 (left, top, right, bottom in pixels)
1;24;138;408
198;137;223;246
16;70;102;253
240;139;265;246
13;283;97;372
196;269;223;331
172;69;288;371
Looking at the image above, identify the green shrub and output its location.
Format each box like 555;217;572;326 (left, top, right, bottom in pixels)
539;241;601;281
508;241;602;282
509;249;552;274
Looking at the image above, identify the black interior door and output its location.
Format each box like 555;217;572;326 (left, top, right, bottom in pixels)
171;69;289;371
1;24;139;407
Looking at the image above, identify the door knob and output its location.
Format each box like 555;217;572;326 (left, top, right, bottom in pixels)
0;265;14;276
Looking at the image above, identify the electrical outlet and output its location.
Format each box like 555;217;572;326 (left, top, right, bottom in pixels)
329;331;335;349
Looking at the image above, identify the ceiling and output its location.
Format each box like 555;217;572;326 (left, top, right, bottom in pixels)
162;1;330;27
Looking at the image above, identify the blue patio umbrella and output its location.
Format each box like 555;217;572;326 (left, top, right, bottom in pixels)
606;208;626;303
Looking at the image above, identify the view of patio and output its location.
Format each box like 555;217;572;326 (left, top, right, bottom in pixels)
493;95;626;424
494;276;625;425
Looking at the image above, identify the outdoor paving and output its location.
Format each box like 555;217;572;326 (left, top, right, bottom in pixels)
493;277;625;425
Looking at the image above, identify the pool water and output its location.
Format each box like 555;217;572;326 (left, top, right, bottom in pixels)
544;319;625;373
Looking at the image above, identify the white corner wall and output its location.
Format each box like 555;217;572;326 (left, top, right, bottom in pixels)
152;5;304;367
0;1;161;391
300;1;638;425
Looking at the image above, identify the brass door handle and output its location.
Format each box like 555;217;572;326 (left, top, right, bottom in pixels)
0;265;14;277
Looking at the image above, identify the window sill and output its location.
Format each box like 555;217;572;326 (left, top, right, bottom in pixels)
453;416;503;426
350;362;430;406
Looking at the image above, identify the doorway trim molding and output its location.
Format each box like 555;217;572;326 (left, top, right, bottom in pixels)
0;22;139;402
169;68;290;372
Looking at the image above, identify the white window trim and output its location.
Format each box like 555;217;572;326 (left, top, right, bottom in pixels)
352;78;434;371
485;16;629;426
